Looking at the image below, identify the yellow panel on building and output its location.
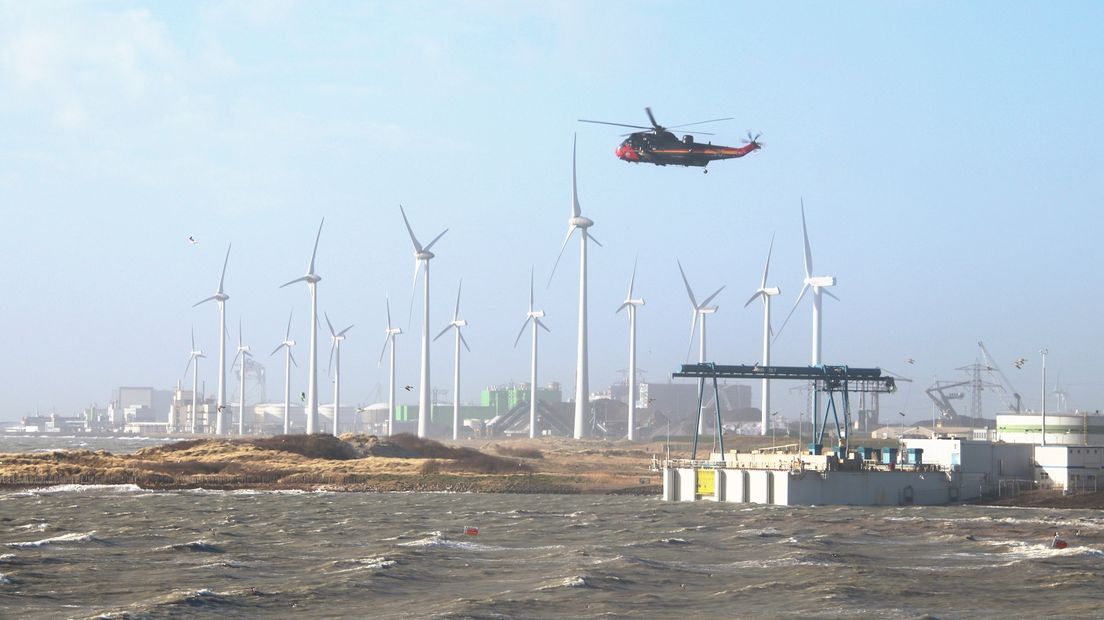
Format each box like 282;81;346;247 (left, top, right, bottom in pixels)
696;469;715;496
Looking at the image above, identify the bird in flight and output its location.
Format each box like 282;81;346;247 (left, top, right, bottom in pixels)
906;358;915;365
300;391;306;401
188;236;198;245
1013;357;1027;369
403;385;414;392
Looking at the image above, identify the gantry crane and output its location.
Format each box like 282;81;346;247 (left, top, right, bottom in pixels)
977;340;1022;413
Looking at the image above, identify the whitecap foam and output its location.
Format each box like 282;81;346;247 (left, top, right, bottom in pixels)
398;531;506;551
9;531;97;548
539;575;592;590
14;484;144;496
0;573;12;585
159;539;224;553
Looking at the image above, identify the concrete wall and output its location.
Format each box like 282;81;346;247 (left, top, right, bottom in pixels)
1034;445;1104;490
902;438;1033;480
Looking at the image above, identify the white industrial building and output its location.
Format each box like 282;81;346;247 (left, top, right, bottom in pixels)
996;413;1104;446
1034;445;1104;492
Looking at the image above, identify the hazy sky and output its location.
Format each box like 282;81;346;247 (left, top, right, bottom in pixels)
2;1;1102;422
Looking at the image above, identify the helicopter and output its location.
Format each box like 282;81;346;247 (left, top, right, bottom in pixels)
579;107;761;173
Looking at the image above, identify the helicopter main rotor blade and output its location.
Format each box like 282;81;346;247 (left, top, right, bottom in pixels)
667;116;734;129
578;119;651;130
645;107;661;130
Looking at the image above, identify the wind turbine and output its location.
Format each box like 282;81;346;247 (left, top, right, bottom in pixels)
616;261;644;441
194;244;231;435
433;280;469;440
280;219;324;434
515;268;550;439
231;319;252;435
184;326;206;434
744;235;781;436
326;313;354;437
677;259;725;435
400;205;448;438
549;135;601;439
378;297;401;436
270;309;297;435
776;201;838;366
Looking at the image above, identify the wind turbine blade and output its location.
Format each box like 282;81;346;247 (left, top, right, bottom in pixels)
399;205;423;252
193;295;219;307
385;295;394;330
433;324;452;342
232;350;243;367
184;356;194;378
529;267;535;312
271;343;285;357
424;229;448;252
218;243;232;293
571;133;581;219
285;308;294;340
547;226;577;287
627;257;638;300
616;301;629;314
338;325;354;337
761;233;775;289
459;331;471;353
191;325;196;351
513;316;532;348
744;291;763;308
289;350;298;368
676;259;699;308
700;285;725;309
408;261;423;329
800;199;813;278
587;231;603;247
536;318;551;333
824;288;840;301
325;312;336;338
308;218;324;275
453;279;462;322
378;334;391;367
238;317;243;348
686;312;700;363
280;276;310;288
774;283;809;343
328;340;336;376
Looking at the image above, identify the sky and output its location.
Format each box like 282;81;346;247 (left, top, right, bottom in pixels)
2;1;1102;423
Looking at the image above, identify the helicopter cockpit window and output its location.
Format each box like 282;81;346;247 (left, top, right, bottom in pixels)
683;135;694;144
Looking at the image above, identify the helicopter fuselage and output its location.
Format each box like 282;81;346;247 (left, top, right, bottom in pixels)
615;131;760;168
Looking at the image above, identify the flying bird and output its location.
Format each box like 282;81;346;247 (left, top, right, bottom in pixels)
906;358;915;365
300;391;306;401
188;236;198;245
1013;357;1027;369
403;385;414;392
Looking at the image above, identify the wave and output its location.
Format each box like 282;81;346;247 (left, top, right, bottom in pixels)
8;531;98;548
0;573;12;585
327;556;398;574
160;539;224;553
12;484;145;497
398;531;507;551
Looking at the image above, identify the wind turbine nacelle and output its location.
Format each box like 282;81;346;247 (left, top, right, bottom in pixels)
416;251;435;261
285;340;296;347
454;320;468;327
387;328;402;336
628;298;645;306
570;216;593;228
529;310;546;318
700;306;719;314
806;276;836;287
761;287;780;296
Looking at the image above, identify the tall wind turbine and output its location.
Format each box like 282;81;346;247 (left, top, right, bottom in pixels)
515;268;550;439
231;319;252;435
776;201;838;366
326;313;354;437
549;135;602;439
379;297;401;436
433;280;469;440
677;259;725;435
616;261;644;441
280;219;324;434
400;206;448;438
184;327;206;434
194;244;231;435
270;309;297;435
744;235;780;436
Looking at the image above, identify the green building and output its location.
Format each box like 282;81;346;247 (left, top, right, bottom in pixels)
480;383;563;417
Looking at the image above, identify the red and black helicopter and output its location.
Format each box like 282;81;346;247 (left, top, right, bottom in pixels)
579;107;761;173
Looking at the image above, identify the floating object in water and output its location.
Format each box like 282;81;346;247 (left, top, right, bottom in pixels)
1052;532;1068;549
464;526;479;537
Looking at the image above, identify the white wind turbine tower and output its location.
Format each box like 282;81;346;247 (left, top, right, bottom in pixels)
744;235;780;436
433;281;470;441
194;244;231;435
280;219;324;434
616;261;644;441
231;319;252;435
776;201;838;366
326;313;354;437
270;309;297;435
378;297;402;436
184;327;206;434
515;268;550;439
677;259;725;435
400;206;448;438
549;135;602;439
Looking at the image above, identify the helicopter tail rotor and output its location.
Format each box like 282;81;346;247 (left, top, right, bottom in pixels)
742;131;763;149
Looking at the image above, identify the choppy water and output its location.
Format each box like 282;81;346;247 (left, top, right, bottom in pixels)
0;436;170;455
2;486;1104;619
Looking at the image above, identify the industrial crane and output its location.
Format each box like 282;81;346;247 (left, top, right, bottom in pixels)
925;380;969;419
977;341;1022;413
